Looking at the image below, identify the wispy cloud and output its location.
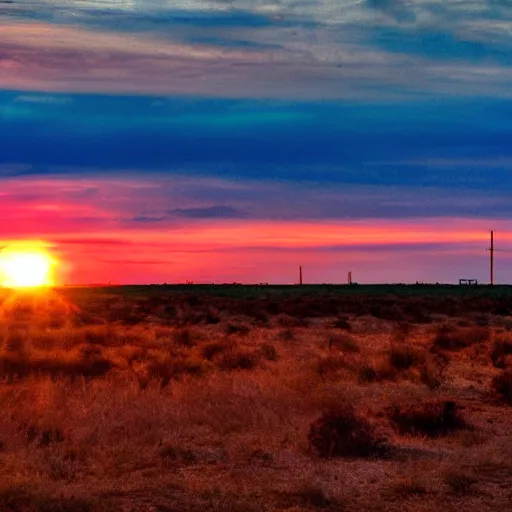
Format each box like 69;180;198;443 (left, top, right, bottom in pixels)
1;1;512;97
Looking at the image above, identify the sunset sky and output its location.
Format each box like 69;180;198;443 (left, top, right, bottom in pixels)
2;0;512;284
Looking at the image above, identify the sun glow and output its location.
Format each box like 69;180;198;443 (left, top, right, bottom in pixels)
0;248;55;288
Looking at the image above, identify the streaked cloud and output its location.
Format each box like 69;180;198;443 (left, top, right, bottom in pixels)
1;1;512;97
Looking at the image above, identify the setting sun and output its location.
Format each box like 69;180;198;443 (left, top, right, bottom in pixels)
0;248;55;288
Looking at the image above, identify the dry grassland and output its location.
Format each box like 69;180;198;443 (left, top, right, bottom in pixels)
0;286;510;511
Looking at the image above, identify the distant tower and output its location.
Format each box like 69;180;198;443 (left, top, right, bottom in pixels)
299;266;303;285
348;271;352;285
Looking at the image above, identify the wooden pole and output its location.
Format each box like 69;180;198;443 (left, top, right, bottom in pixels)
490;230;494;286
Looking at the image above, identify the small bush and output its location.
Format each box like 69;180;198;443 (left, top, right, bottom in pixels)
0;352;114;381
138;355;209;389
419;359;445;389
357;358;397;384
259;343;278;361
387;399;467;437
433;325;490;351
225;323;250;336
491;370;512;404
172;328;196;347
388;343;423;370
491;338;512;368
292;485;332;508
0;483;102;512
277;328;295;342
391;321;414;343
25;423;65;447
387;478;427;498
216;348;260;371
333;317;351;330
308;404;387;458
328;333;360;353
444;470;477;494
358;363;378;383
316;355;351;379
201;341;229;361
204;310;221;325
159;445;198;465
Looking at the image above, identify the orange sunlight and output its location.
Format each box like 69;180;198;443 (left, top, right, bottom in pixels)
0;245;56;288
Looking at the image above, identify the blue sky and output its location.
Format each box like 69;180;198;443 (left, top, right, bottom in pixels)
1;0;512;284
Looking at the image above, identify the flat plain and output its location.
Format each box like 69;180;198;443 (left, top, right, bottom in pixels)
0;285;511;511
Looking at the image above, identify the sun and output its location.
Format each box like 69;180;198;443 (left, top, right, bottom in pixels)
0;248;55;288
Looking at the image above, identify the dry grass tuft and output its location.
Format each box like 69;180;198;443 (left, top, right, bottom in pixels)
491;369;512;404
419;357;446;389
490;337;512;368
215;346;260;371
358;358;398;383
259;342;279;361
433;325;490;351
291;484;334;509
387;399;467;437
333;316;351;330
0;482;105;512
443;470;478;494
308;404;388;458
388;343;424;370
387;478;428;498
328;333;360;353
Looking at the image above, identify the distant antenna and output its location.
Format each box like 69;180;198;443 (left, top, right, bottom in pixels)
348;271;352;285
299;265;303;285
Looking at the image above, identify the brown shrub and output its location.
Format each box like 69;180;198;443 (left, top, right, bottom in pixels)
291;485;333;509
215;348;260;371
433;325;490;351
276;314;309;328
491;370;512;404
387;399;467;437
388;343;424;370
444;470;478;494
0;352;114;381
391;321;414;343
387;478;427;498
259;343;278;361
26;424;65;447
159;444;198;465
201;340;229;361
137;355;209;389
333;317;351;330
328;333;360;353
225;323;250;336
419;358;446;389
277;328;295;342
83;326;117;346
491;337;512;368
308;404;388;458
172;327;196;347
316;355;351;380
357;358;397;384
0;483;104;512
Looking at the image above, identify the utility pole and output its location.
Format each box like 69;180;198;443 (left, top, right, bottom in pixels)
348;271;352;285
299;265;303;285
490;230;494;286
